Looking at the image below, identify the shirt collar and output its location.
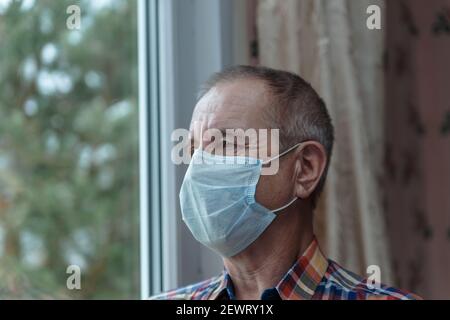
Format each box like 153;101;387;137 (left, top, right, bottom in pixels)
209;236;329;300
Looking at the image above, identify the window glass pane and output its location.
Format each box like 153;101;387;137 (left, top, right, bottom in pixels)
0;0;139;299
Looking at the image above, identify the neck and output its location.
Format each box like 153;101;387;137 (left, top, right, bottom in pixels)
223;204;314;300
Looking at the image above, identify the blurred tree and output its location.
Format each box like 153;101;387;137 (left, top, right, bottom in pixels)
0;0;139;299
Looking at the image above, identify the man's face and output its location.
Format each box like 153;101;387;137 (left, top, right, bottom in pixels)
189;79;298;211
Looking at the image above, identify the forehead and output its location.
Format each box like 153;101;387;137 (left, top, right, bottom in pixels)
190;79;272;132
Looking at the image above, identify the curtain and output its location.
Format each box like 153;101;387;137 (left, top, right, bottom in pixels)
384;0;450;299
257;0;393;283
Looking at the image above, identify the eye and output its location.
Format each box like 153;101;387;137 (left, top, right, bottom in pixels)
222;140;234;154
189;140;197;156
222;140;239;156
190;144;195;156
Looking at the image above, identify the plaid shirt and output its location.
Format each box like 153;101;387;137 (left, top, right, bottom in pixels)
151;237;420;300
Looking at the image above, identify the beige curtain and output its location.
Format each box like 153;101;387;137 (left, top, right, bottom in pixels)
257;0;392;283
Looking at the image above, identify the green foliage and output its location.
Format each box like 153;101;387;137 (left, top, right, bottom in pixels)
0;0;139;299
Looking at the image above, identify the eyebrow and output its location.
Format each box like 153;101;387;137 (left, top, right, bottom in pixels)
190;128;240;139
190;128;254;146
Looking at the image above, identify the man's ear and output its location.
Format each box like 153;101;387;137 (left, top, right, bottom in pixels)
293;141;327;199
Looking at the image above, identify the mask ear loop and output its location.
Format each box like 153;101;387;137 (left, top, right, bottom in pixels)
262;142;304;214
261;142;303;165
272;197;298;214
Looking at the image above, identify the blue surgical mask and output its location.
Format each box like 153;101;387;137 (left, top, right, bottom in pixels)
179;143;301;257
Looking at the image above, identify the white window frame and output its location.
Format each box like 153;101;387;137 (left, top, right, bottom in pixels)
139;0;163;299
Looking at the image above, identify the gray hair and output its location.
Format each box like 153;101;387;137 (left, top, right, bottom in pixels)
198;65;334;208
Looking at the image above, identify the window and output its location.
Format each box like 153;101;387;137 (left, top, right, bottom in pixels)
0;0;139;299
0;0;245;300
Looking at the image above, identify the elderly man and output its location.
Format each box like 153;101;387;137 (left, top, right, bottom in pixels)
153;65;419;300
